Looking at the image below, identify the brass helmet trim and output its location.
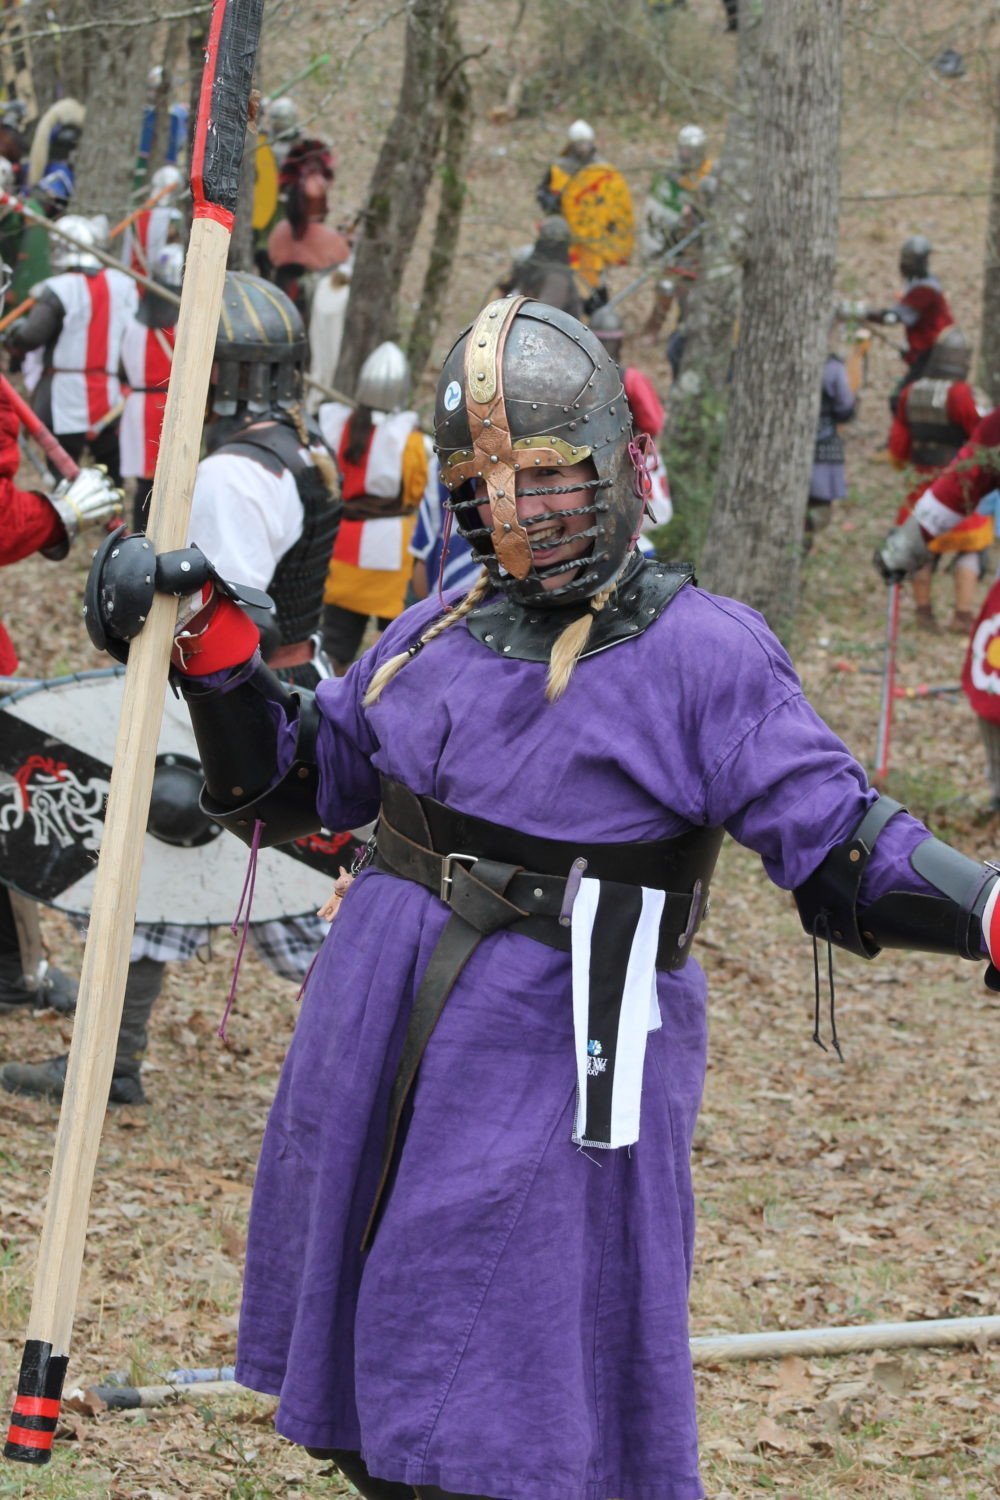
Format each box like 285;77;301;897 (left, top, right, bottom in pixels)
462;296;533;580
440;433;594;490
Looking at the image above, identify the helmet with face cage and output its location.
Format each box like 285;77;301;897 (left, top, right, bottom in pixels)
433;297;643;608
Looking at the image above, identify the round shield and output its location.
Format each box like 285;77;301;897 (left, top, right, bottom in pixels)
252;139;280;231
0;670;366;924
561;164;635;270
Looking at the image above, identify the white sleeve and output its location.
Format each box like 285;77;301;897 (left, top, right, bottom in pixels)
187;452;304;592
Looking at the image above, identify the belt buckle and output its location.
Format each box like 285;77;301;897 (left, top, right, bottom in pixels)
440;852;477;902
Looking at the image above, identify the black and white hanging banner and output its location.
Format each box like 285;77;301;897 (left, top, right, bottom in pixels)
570;877;665;1149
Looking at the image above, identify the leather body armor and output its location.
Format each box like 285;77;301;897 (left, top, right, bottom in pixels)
220;415;342;644
906;378;968;469
814;384;845;466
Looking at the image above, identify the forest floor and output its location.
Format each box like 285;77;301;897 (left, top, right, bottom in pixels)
1;1;998;1497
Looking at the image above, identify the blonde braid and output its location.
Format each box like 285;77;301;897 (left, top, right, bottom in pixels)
363;571;492;707
289;400;340;496
545;555;634;702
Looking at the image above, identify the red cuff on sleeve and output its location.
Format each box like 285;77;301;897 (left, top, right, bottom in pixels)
172;595;261;675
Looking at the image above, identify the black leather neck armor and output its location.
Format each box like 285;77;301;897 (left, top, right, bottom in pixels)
219;415;342;645
465;555;694;663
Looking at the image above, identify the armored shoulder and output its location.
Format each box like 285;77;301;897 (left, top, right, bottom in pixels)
466;558;694;663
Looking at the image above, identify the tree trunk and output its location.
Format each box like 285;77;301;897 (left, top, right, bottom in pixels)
660;0;762;562
144;17;190;185
227;113;258;272
334;0;455;398
980;67;1000;405
405;18;471;379
698;0;842;637
64;0;159;223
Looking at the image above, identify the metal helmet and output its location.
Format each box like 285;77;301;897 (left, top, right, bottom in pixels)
355;341;411;413
34;169;71;216
536;215;571;249
434;296;641;609
563;119;593;159
676;124;707;170
141;241;184;331
151;163;183;203
212;271;307;417
589;303;625;339
154;240;184;293
48;120;81;161
925;326;971;381
900;234;932;279
267;96;299;139
50;214;101;272
1;100;26;133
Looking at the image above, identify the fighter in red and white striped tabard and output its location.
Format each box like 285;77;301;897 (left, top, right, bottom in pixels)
6;215;137;481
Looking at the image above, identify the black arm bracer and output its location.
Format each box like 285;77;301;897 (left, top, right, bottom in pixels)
84;527;277;661
793;795;997;961
181;658;323;848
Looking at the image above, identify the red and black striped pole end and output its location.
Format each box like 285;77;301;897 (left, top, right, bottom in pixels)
4;1340;68;1464
190;0;265;229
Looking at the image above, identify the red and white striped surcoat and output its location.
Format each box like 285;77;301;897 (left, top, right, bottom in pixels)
44;269;138;435
119;317;175;479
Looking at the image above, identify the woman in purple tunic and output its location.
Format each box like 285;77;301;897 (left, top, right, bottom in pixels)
87;298;1000;1500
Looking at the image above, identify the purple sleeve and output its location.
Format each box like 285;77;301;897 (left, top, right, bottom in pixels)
685;600;940;902
856;810;937;905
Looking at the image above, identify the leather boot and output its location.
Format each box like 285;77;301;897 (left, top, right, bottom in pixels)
304;1449;415;1499
1;958;166;1105
0;957;77;1015
0;1052;145;1105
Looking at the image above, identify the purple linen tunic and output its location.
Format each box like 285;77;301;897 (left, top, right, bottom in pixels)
235;584;934;1500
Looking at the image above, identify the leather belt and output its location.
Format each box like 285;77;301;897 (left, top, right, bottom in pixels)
267;639;314;669
359;778;721;1249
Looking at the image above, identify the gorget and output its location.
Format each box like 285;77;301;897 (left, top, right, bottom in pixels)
465;554;694;662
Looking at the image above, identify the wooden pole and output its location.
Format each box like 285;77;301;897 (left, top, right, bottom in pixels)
71;1315;1000;1414
690;1314;1000;1364
0;374;80;481
3;0;265;1468
0;191;181;304
0;191;170;338
304;371;353;405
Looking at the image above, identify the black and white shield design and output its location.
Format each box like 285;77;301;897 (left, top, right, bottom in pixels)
0;670;366;924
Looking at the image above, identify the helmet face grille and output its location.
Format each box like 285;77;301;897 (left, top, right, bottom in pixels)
434;298;642;608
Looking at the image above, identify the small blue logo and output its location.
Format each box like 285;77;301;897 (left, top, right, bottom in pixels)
587;1039;602;1057
443;379;462;412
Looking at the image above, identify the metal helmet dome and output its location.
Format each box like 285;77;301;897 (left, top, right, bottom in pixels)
925;326;971;381
536;215;572;248
567;119;595;145
355;341;411;412
900;234;932;279
588;303;625;341
150;163;183;202
212;271;307;416
50;215;101;272
267;96;299;138
154;240;184;292
676;124;707;169
434;296;641;609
